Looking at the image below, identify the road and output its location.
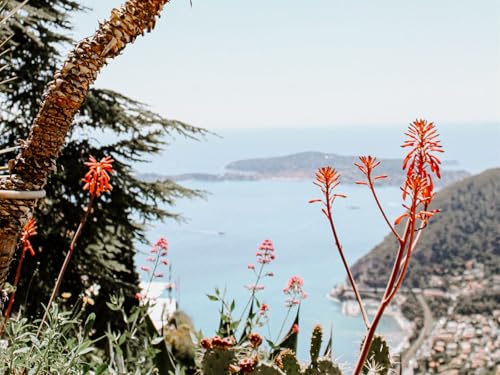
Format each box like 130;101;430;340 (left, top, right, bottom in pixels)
401;294;433;369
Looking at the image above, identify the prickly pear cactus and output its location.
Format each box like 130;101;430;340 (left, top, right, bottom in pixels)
279;349;302;375
361;335;391;375
309;325;322;365
250;362;286;374
304;358;342;375
202;348;236;375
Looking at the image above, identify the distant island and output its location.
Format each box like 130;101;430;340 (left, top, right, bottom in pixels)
140;151;469;186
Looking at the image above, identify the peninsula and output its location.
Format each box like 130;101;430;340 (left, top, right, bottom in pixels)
148;151;469;186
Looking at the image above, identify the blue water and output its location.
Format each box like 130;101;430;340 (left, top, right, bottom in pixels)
134;123;499;367
136;123;500;175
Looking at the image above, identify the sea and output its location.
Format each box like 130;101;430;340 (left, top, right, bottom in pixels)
132;123;499;367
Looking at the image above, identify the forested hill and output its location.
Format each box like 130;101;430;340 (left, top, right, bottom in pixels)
351;168;500;288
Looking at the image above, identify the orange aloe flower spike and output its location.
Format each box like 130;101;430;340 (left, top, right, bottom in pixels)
20;218;37;257
82;155;114;197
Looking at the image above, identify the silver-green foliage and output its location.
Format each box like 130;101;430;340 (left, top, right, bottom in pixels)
0;304;97;374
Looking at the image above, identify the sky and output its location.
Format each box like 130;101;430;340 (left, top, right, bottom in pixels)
71;0;500;129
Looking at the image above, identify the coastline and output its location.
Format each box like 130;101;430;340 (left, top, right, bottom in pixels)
326;285;414;355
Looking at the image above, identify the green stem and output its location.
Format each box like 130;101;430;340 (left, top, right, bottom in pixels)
275;306;292;342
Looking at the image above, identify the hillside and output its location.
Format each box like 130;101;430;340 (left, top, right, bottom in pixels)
351;168;500;288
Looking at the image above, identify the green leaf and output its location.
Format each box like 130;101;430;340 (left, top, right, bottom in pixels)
207;294;218;302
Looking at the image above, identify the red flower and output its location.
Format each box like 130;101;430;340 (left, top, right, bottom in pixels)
82;156;114;197
292;324;299;334
401;119;443;199
310;167;346;208
200;337;213;350
155;237;168;253
239;357;255;374
284;276;304;292
211;336;234;349
284;276;307;306
256;239;275;264
354;155;388;185
134;292;143;301
259;303;269;316
249;332;263;348
20;218;37;257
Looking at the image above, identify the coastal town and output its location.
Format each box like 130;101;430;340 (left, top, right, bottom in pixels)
330;260;500;374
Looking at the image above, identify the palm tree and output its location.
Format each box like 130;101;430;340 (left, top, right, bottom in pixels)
0;0;170;289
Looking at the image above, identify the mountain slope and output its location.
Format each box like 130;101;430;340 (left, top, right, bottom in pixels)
351;168;500;288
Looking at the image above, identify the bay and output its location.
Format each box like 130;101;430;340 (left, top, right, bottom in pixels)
134;123;499;367
138;181;404;366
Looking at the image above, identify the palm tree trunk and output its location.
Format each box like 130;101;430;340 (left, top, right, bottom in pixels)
0;0;170;289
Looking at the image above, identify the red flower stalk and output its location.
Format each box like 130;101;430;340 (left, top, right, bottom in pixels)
38;155;114;337
239;239;276;328
141;236;171;300
310;167;369;328
353;120;442;375
0;218;37;336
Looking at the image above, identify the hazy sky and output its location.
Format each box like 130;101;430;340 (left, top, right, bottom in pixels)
71;1;500;129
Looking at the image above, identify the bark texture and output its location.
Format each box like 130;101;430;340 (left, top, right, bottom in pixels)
0;0;169;288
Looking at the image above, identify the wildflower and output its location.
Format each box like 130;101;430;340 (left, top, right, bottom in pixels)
249;332;263;348
265;271;274;277
134;292;143;301
292;324;299;334
239;357;255;374
247;263;255;270
259;303;269;316
140;265;150;272
284;276;307;307
146;256;155;262
155;237;168;253
256;239;275;264
154;272;164;278
82;155;114;198
284;276;304;293
161;258;169;266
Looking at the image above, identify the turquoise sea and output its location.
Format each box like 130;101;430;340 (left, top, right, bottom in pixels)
134;123;500;367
